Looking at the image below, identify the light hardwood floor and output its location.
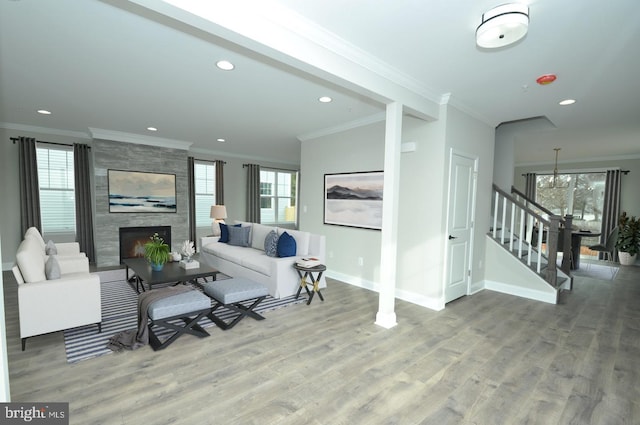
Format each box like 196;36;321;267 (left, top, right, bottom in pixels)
3;263;640;425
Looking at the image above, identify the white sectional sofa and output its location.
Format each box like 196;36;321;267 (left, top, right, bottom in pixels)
199;222;326;299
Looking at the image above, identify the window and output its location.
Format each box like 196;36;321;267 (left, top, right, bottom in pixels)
260;169;298;226
535;171;606;248
194;161;216;228
36;145;75;233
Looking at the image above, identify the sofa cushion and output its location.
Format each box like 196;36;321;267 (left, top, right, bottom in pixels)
219;223;241;243
264;230;279;257
45;256;61;280
279;228;310;256
228;225;250;247
16;238;46;283
251;223;275;251
241;254;273;276
277;231;297;258
45;240;58;256
24;227;46;250
203;243;246;265
233;221;253;245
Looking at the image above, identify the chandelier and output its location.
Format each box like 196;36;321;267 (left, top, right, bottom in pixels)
550;148;569;188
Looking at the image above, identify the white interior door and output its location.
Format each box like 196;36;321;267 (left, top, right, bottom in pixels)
444;152;477;304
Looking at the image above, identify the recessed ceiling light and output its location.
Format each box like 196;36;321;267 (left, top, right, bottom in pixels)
217;138;226;143
37;109;52;115
318;96;332;103
216;60;235;71
559;99;576;106
147;127;158;131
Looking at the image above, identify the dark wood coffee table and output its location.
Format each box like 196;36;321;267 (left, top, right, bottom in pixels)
123;255;219;293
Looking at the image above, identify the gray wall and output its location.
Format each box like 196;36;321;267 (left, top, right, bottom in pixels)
299;121;384;283
300;104;495;309
0;128;298;269
0;128;90;269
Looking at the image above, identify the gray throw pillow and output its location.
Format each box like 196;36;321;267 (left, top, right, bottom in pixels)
45;256;61;280
264;230;279;257
45;240;57;256
227;225;250;247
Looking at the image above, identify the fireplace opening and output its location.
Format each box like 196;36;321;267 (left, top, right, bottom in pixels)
119;226;171;264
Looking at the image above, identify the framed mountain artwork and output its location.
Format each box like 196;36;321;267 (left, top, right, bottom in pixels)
324;171;383;230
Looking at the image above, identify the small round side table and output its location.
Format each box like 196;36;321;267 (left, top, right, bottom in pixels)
293;263;326;305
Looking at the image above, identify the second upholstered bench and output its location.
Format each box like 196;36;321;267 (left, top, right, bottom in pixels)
202;277;269;330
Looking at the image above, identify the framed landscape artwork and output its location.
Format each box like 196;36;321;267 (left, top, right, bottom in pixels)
324;171;383;230
108;169;177;213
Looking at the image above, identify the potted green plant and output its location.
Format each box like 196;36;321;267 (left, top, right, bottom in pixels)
616;212;640;266
144;233;171;271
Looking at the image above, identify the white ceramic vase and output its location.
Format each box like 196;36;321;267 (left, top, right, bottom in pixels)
618;251;637;266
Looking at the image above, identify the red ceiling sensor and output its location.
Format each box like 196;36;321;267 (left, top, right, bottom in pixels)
536;74;557;85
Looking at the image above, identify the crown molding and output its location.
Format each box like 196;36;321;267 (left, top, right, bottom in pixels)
188;146;300;167
89;128;193;150
0;122;91;140
440;94;498;127
298;112;386;142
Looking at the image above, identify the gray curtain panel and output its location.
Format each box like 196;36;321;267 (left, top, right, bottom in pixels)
187;156;196;248
73;143;96;263
524;172;536;201
600;169;622;261
246;164;261;223
215;159;225;205
18;137;42;235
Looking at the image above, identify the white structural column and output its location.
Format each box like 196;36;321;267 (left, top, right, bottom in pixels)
375;102;403;329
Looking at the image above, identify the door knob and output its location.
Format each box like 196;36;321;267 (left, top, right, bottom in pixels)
449;235;457;240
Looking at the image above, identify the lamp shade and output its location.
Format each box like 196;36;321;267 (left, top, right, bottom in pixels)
210;205;227;220
476;3;529;49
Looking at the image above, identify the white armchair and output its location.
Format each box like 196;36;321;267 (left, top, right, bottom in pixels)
14;236;102;351
24;226;85;258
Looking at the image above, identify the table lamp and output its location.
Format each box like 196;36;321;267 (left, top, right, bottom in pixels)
210;205;227;236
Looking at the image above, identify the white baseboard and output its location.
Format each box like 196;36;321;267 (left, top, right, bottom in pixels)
326;270;444;311
483;279;557;304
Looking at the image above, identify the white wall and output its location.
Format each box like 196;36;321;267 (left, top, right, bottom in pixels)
442;105;495;292
0;234;11;401
395;115;447;306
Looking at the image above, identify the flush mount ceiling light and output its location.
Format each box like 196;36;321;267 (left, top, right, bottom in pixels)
217;138;226;142
318;96;332;103
559;99;576;106
476;3;529;49
216;60;235;71
147;127;158;131
37;109;52;115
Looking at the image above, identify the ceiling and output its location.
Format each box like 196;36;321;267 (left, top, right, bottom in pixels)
1;0;639;166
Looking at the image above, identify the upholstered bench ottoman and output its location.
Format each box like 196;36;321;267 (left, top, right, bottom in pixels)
147;289;212;351
202;277;269;330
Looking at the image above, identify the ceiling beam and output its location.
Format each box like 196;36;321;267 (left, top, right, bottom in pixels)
124;0;440;122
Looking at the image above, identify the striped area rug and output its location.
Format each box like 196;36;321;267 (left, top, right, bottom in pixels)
63;269;306;363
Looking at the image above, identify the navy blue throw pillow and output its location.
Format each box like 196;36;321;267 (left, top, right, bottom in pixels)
219;223;241;243
277;231;297;257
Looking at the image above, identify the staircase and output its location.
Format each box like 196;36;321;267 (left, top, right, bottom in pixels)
485;184;573;304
